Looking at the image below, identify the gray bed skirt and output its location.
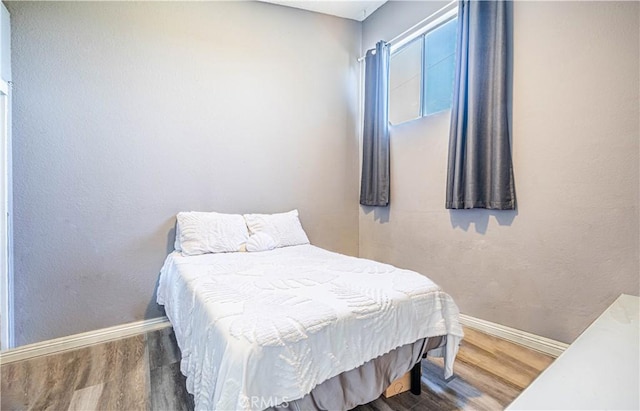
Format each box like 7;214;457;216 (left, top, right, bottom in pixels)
267;336;445;411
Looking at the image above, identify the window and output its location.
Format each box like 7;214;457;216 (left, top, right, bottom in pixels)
389;17;458;125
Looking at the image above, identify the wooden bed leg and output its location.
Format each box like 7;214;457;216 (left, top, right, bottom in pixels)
410;361;422;395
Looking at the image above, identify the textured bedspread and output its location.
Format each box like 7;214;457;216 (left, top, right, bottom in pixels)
157;245;463;411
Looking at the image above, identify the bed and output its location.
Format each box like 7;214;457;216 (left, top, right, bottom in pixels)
158;243;463;410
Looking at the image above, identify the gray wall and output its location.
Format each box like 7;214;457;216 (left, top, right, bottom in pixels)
8;1;361;346
361;1;639;343
8;0;639;347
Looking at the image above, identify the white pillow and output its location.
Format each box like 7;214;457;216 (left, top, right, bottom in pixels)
176;211;248;256
246;232;278;252
243;210;310;248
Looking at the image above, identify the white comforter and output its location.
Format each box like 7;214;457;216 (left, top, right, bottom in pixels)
157;245;463;411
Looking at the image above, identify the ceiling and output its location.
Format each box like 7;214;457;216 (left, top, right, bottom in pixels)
259;0;388;22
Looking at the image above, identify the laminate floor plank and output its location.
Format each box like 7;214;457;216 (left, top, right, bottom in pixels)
71;334;148;391
377;389;426;410
67;383;104;411
424;357;520;407
95;368;150;411
149;362;194;411
462;327;553;387
354;397;399;411
1;355;49;410
94;338;150;411
6;351;86;411
460;328;553;374
455;338;547;390
147;327;181;370
75;340;122;390
420;365;507;410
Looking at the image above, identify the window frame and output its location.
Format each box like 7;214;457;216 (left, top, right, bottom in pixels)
388;36;425;125
388;8;458;125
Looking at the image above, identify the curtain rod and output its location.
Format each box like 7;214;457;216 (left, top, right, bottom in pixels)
357;0;457;62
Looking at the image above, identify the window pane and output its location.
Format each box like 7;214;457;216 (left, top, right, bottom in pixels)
389;38;422;125
424;18;457;115
425;18;457;69
425;54;456;115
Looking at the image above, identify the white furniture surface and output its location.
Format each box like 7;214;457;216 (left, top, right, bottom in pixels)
508;294;639;410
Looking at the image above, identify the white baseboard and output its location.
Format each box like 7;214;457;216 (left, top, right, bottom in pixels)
0;317;171;365
459;314;569;358
0;314;567;365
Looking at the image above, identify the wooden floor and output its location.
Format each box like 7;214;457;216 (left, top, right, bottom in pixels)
1;326;554;410
354;328;554;411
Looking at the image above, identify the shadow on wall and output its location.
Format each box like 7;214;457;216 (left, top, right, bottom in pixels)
360;204;518;234
144;220;177;319
361;205;390;223
166;224;177;256
449;209;518;234
145;276;166;319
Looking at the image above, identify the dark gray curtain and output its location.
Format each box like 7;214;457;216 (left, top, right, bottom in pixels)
446;0;516;210
360;41;390;207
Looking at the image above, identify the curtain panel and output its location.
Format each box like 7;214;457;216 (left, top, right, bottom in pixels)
446;0;516;210
360;41;391;207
